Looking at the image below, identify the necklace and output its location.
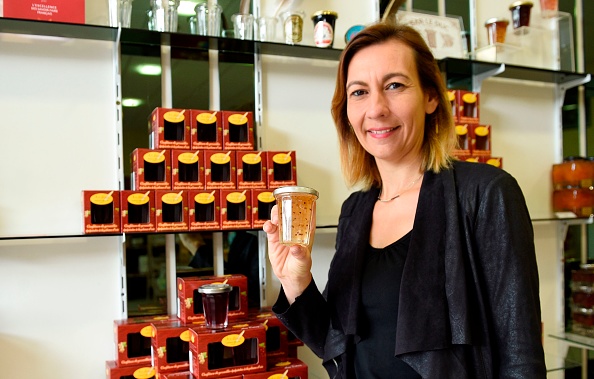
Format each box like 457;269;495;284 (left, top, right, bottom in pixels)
377;173;424;202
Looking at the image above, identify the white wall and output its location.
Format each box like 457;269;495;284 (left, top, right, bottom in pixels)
0;34;123;378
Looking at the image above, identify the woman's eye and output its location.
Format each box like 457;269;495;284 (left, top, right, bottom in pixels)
387;82;403;90
350;89;366;97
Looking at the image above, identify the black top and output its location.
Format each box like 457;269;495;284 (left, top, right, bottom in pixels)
354;231;421;379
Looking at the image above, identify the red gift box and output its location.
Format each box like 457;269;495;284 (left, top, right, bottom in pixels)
177;275;248;324
105;360;155;379
82;190;121;234
470;124;491;156
251;189;275;229
155;190;189;232
221;189;252;230
191;110;224;150
204;151;237;190
131;148;172;191
236;151;267;190
4;0;85;24
171;150;205;191
266;151;297;189
222;111;255;151
188;323;266;379
149;108;191;150
188;189;222;231
457;90;480;124
453;123;472;156
243;358;308;379
113;315;178;367
151;321;193;374
248;310;289;362
448;89;460;123
120;190;156;233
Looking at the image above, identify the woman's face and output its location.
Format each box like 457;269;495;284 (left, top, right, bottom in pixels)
346;40;438;164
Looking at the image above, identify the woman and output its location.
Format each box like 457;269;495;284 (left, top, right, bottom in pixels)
263;22;546;378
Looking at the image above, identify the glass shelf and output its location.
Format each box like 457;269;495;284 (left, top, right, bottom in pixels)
550;332;594;349
439;57;591;91
0;17;342;61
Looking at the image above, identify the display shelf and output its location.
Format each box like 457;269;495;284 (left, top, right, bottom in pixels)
545;351;582;372
550;332;594;350
0;17;117;41
438;57;590;91
0;18;342;61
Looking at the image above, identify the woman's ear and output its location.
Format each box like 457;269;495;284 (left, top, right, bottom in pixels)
425;94;439;115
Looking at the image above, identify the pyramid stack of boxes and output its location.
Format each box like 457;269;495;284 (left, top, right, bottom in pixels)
83;107;298;235
449;89;503;168
105;274;308;379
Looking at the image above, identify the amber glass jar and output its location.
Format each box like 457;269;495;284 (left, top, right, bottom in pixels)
552;187;594;217
552;156;594;190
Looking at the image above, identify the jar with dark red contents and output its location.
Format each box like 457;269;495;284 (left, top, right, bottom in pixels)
552;187;594;217
552;156;594;190
572;265;594;285
311;10;338;48
509;1;533;29
572;305;594;327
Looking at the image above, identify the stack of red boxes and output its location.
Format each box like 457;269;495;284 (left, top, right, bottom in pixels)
449;89;503;169
105;274;308;379
570;266;594;337
83;107;299;235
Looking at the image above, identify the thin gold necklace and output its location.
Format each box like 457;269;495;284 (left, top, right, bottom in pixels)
377;173;424;202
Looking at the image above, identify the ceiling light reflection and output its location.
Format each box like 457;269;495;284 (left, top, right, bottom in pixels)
136;64;162;76
122;98;143;107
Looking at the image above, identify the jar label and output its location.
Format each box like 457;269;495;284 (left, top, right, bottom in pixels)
313;21;334;47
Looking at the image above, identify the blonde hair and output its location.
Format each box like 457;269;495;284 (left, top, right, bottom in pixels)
331;22;456;190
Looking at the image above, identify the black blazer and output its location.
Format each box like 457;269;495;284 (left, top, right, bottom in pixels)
273;161;546;378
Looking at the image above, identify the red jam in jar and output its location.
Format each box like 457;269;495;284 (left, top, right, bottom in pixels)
552;187;594;217
552;156;594;190
509;1;533;29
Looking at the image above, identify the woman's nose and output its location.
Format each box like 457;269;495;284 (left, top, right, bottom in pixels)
367;91;389;118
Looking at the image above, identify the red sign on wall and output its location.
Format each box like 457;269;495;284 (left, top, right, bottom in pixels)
4;0;85;24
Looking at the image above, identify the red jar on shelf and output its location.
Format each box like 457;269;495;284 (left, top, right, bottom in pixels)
552;156;594;190
572;305;594;327
552;187;594;217
572;291;594;308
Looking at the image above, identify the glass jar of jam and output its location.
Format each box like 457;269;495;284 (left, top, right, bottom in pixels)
311;10;338;48
484;18;509;45
552;156;594;190
552;187;594;217
509;1;533;29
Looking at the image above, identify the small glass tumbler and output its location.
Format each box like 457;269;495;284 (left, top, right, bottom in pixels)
232;13;254;40
198;283;232;329
118;0;134;28
256;16;278;42
151;0;180;32
195;2;222;37
273;186;319;248
281;10;305;45
509;1;533;30
484;18;509;44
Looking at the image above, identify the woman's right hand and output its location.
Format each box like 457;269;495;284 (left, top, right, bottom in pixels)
263;204;313;304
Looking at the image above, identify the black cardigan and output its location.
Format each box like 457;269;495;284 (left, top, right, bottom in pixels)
273;161;546;378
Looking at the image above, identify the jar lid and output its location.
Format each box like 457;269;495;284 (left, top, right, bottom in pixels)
312;10;338;20
509;1;533;10
484;17;509;26
198;283;232;294
273;186;319;198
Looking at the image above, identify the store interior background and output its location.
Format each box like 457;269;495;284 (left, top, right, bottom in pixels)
0;0;593;378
